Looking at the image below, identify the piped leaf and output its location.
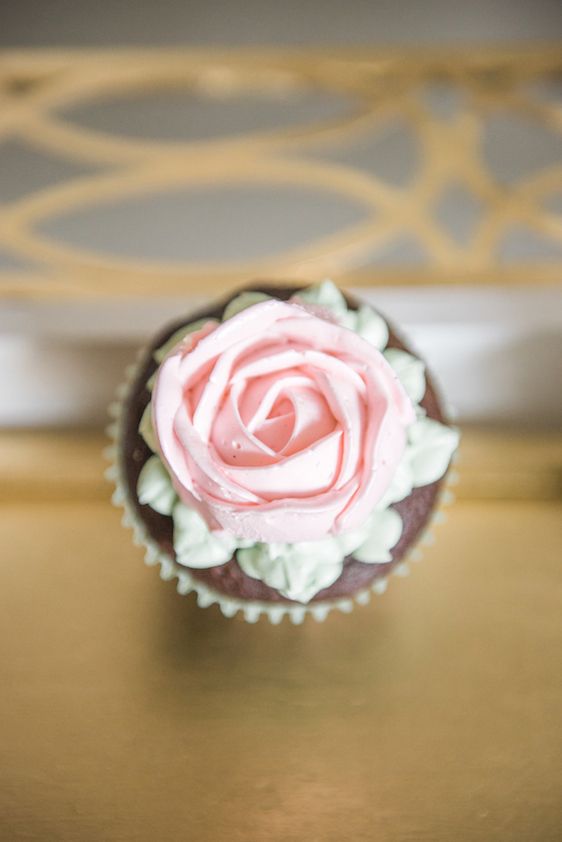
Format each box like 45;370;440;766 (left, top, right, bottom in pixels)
137;455;177;515
153;318;218;363
222;291;271;320
354;304;389;350
408;417;460;487
237;538;344;603
353;508;403;563
139;402;157;452
384;348;426;404
173;503;237;568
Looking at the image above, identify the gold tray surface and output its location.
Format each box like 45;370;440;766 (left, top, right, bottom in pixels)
1;431;561;841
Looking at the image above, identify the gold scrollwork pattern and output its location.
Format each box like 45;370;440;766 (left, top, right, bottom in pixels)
0;46;561;297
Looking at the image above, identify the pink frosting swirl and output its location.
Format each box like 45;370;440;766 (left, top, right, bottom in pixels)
152;299;414;543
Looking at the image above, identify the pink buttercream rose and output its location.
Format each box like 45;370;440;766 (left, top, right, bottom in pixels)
152;299;414;543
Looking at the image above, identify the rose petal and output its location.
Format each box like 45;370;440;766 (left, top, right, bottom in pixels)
221;429;343;500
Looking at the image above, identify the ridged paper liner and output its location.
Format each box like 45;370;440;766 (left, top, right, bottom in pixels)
105;347;459;625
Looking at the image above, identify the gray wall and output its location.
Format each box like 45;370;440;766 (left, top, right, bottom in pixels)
2;0;562;47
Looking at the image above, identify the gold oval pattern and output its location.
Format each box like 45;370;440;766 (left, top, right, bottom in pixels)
0;47;561;298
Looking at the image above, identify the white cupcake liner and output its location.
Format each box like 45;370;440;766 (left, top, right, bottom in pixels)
105;345;459;625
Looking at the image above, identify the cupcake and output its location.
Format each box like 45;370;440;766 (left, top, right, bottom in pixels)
108;281;459;623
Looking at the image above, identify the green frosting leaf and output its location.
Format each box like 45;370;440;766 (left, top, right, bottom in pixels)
222;291;271;321
407;417;460;487
237;538;344;603
173;503;237;568
294;278;348;312
139;402;157;452
353;508;403;563
384;348;426;404
353;304;389;350
137;455;177;516
153;318;217;364
292;280;389;349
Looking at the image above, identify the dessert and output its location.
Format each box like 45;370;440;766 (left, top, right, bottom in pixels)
108;281;459;622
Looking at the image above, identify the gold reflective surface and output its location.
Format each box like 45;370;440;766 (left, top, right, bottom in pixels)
2;438;561;840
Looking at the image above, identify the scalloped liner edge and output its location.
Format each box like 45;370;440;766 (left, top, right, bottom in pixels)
105;345;460;625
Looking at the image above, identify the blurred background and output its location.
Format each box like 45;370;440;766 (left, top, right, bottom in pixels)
1;0;561;430
3;0;562;45
2;6;562;842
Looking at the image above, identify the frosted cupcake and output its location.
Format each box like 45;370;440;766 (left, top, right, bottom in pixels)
109;281;459;622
